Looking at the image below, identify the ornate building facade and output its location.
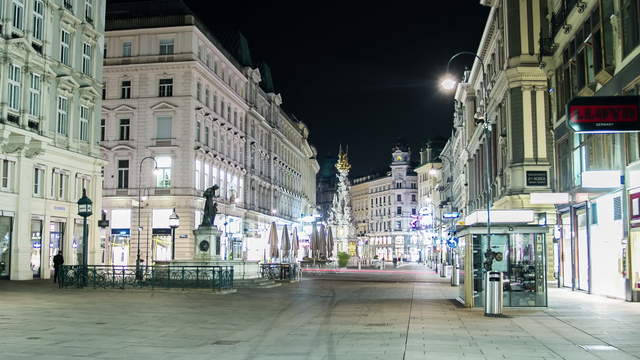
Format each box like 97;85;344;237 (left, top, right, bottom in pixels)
100;1;318;266
351;145;419;260
0;0;106;280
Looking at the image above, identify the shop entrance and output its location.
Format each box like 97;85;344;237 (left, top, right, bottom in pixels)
0;216;13;279
31;220;43;279
111;231;130;266
152;229;171;262
559;212;573;288
49;222;65;277
575;207;590;291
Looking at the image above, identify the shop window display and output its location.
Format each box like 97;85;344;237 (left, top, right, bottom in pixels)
0;216;12;278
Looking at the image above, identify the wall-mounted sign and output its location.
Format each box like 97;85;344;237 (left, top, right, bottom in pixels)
526;171;548;186
631;192;640;228
568;96;640;133
443;212;461;219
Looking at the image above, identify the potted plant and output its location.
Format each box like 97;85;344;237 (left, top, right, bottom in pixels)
337;252;350;269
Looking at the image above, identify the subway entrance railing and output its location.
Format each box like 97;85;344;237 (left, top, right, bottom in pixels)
259;263;300;281
59;265;234;291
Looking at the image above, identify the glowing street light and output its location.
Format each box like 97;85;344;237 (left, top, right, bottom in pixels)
440;76;458;91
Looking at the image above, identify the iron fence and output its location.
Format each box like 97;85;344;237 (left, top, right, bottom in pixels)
59;265;234;291
260;263;299;281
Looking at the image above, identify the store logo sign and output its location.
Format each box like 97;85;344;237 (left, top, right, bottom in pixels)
568;96;640;133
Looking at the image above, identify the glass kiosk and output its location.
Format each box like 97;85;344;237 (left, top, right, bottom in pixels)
457;225;548;307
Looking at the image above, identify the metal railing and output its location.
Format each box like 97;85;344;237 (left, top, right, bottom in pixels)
260;263;299;281
59;265;234;291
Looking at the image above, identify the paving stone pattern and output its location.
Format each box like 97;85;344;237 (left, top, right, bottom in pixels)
1;265;639;360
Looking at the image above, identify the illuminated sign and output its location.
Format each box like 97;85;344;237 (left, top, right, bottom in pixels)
581;170;622;188
568;96;640;133
526;171;548;186
443;212;461;219
530;192;570;204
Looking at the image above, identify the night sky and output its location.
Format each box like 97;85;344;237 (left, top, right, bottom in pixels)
109;0;490;176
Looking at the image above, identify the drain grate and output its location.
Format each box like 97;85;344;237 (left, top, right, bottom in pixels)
212;340;242;346
365;323;387;327
579;345;618;351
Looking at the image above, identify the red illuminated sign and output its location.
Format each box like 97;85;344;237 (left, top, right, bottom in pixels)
567;96;640;133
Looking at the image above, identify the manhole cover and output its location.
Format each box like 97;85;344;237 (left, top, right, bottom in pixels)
579;345;618;351
212;340;242;345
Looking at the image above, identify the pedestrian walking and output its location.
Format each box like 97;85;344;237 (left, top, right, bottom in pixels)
53;251;64;283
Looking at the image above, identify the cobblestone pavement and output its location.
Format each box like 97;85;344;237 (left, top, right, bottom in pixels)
1;265;639;360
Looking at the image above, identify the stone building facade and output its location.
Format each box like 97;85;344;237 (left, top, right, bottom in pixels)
0;0;106;280
351;145;419;260
100;1;318;266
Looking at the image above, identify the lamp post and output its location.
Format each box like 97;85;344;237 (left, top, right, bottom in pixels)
442;51;500;315
137;156;160;280
169;208;180;260
441;51;494;271
77;188;93;285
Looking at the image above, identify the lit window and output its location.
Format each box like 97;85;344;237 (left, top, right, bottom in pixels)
155;156;172;188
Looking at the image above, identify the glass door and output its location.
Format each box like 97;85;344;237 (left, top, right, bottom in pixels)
576;208;590;291
49;222;65;277
31;220;43;278
0;216;12;278
560;212;573;288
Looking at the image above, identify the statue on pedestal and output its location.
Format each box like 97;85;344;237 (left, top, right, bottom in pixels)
201;185;219;227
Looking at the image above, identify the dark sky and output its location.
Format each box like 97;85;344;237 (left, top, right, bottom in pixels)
109;0;490;177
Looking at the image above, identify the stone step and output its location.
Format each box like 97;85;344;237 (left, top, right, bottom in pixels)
234;278;282;289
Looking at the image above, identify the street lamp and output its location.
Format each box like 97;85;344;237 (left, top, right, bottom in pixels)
77;188;93;285
137;156;160;280
441;51;494;272
442;51;499;315
169;208;180;260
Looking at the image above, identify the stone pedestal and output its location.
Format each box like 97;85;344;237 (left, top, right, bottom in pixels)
193;226;222;261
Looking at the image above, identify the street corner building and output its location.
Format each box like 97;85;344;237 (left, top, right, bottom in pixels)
435;0;640;306
99;0;319;267
350;144;419;261
0;0;106;280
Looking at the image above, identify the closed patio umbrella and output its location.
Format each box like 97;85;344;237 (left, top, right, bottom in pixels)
318;224;327;259
311;224;319;259
281;225;291;262
292;227;300;261
268;222;279;262
326;226;335;259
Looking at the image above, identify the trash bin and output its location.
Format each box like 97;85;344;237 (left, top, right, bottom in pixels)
484;271;503;316
451;264;460;286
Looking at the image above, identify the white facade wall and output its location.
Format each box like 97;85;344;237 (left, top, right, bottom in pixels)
101;18;318;265
0;0;106;280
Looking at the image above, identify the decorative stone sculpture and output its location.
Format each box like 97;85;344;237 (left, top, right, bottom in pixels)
201;185;219;227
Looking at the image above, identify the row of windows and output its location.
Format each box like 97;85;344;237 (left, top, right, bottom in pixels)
369;221;403;233
370;194;417;207
1;158;90;202
9;0;95;37
7;64;92;140
371;207;417;217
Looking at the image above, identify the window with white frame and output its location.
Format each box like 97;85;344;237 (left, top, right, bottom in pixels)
60;30;71;66
119;118;130;140
79;106;90;141
159;78;173;97
155;156;172;188
121;80;131;99
117;160;129;189
8;64;21;111
159;39;174;55
204;163;210;188
56;172;67;200
122;41;132;57
194;159;201;189
32;0;44;40
33;167;44;196
100;118;105;141
56;96;68;135
82;42;92;75
12;0;24;30
29;73;41;116
156;116;171;139
1;159;15;191
84;0;93;22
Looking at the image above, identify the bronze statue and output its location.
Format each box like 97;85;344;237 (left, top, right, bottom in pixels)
201;185;219;227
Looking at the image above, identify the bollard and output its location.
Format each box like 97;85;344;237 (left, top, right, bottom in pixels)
484;271;503;317
451;263;460;286
439;262;445;277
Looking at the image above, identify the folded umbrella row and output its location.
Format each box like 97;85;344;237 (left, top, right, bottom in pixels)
266;222;335;263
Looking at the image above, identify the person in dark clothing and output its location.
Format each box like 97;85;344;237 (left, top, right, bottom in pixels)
53;251;64;283
392;257;398;267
